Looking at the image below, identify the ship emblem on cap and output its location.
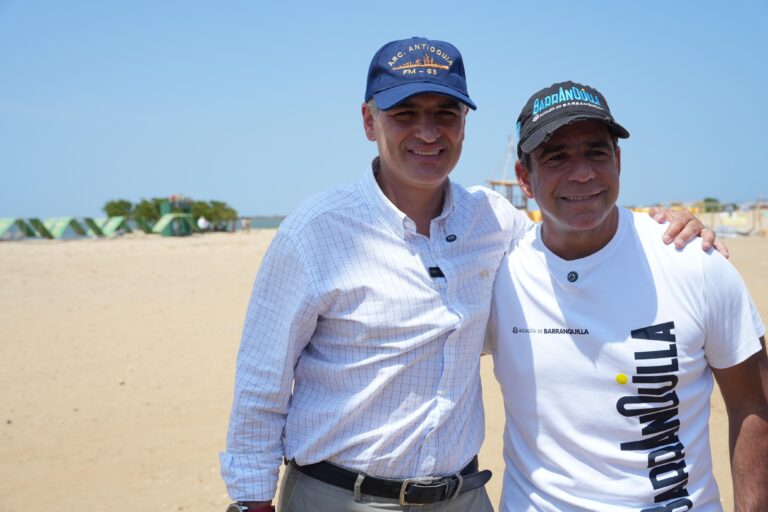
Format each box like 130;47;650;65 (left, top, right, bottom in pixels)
392;54;450;72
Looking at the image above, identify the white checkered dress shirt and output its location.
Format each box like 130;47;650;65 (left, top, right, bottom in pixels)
220;167;532;501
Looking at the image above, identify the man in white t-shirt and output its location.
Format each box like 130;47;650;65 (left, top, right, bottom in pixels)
486;81;768;511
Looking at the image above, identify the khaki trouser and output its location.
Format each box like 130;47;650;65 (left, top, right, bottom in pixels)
277;463;494;512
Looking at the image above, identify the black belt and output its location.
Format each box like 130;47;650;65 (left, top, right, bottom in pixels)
290;456;492;506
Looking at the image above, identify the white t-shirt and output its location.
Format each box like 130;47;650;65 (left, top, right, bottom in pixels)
487;208;764;512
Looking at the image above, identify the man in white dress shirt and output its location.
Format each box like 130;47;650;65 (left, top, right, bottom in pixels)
487;81;768;511
220;41;716;512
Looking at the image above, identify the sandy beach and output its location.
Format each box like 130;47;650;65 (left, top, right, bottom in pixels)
0;231;765;512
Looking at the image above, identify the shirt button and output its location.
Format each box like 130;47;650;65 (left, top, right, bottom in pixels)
446;234;457;242
567;271;578;282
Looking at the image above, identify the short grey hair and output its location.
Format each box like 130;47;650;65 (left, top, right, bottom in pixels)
366;98;380;117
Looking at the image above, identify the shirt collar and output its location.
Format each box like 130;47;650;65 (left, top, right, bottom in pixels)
360;157;454;238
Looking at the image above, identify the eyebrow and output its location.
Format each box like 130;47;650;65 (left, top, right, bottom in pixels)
539;140;612;157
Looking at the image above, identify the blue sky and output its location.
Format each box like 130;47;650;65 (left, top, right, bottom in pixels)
1;1;766;218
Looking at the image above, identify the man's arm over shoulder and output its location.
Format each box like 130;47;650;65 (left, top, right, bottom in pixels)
712;336;768;510
220;231;320;502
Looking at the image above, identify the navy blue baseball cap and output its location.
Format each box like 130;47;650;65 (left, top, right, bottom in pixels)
516;81;629;157
365;37;476;111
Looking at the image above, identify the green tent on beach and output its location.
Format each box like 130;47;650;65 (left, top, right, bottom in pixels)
43;217;87;239
82;218;105;237
101;216;133;236
0;218;37;239
151;213;199;236
27;218;54;239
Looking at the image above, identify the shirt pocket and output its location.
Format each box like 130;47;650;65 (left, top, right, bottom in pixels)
451;253;501;308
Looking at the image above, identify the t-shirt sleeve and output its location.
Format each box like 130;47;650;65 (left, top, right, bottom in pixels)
702;251;764;369
749;293;766;338
512;206;535;240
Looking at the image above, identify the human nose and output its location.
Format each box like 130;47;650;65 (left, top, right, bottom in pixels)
414;114;440;142
568;158;596;182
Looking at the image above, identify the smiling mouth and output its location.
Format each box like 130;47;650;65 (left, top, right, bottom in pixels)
410;149;442;156
562;192;601;201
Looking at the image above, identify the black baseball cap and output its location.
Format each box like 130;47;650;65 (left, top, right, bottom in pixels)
516;81;629;157
365;37;476;111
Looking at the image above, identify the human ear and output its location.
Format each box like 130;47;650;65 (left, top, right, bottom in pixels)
362;103;376;142
515;160;534;199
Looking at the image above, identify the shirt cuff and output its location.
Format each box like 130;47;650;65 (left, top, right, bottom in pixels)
219;451;280;502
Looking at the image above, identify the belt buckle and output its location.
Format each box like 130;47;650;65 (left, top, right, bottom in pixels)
399;477;436;506
398;473;463;506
